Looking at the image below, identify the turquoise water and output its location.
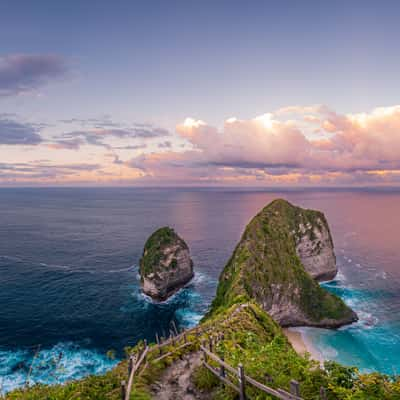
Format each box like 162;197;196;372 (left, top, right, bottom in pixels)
303;249;400;374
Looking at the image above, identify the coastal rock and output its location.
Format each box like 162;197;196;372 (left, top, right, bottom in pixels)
294;214;337;281
209;199;358;328
140;227;194;301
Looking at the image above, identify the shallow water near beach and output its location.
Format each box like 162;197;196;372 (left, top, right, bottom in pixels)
0;187;399;392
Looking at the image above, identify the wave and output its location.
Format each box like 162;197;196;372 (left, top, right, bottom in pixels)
3;255;138;276
0;342;118;395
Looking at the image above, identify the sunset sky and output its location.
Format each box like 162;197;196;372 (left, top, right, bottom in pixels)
1;0;400;186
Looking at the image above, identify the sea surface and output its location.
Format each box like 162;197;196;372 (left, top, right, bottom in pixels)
0;188;399;393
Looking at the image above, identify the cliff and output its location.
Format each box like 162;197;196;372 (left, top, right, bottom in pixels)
294;207;337;281
209;199;357;328
140;227;194;301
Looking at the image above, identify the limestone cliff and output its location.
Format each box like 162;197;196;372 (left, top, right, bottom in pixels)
140;227;194;301
209;199;357;328
294;210;337;281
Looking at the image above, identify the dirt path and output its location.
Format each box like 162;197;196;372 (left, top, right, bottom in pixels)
149;351;209;400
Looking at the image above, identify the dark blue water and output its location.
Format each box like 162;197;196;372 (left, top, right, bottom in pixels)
0;188;399;392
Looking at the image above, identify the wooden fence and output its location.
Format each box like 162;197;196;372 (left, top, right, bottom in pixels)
201;342;303;400
200;335;328;400
121;322;328;400
121;321;210;400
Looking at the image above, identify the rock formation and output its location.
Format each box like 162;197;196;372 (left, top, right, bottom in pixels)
140;227;194;301
293;211;337;281
209;199;357;328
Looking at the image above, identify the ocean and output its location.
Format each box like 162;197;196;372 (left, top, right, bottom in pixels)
0;187;399;393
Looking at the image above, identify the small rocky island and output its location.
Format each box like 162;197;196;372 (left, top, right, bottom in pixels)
209;199;358;328
139;227;194;301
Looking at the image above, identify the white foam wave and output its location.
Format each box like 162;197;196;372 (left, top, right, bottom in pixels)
0;342;117;394
175;308;203;328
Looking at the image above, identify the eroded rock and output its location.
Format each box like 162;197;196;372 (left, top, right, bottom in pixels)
140;227;194;301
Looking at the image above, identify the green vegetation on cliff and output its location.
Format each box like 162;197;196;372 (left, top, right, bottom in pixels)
6;302;400;400
139;226;183;277
208;199;356;327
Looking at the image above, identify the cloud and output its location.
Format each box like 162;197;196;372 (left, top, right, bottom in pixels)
0;118;42;145
0;54;68;96
127;105;400;186
48;126;170;150
0;162;100;181
4;105;400;186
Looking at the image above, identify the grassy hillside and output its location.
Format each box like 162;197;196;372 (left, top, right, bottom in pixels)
6;302;399;400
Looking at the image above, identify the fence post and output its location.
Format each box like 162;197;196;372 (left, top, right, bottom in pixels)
128;356;134;375
156;333;163;356
220;355;226;378
320;386;327;400
183;331;187;343
209;337;213;353
120;380;126;400
171;320;179;336
290;380;300;397
143;339;148;362
238;363;246;400
201;339;207;362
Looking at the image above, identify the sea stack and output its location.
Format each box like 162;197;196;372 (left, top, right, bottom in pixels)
139;227;194;301
209;199;357;328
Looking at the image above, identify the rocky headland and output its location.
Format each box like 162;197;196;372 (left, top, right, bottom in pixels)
140;226;194;301
209;198;358;328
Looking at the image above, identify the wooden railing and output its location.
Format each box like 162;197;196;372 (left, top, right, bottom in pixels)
200;335;328;400
120;322;211;400
121;340;149;400
120;317;328;400
200;342;303;400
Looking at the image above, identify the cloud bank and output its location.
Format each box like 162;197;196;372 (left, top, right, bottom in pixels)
127;105;400;186
2;105;400;186
0;117;42;145
0;54;68;96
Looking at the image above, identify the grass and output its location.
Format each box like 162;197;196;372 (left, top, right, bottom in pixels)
139;226;180;276
5;302;400;400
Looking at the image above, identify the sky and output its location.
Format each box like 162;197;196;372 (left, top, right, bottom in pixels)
1;0;400;186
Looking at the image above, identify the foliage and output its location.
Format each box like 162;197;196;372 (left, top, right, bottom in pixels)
6;302;400;399
139;226;178;276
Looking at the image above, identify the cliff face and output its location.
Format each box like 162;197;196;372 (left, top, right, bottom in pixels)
294;210;337;281
209;199;357;328
140;227;194;301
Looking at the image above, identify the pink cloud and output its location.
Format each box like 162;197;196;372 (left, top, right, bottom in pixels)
128;105;400;186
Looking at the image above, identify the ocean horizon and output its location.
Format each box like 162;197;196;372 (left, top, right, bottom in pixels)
1;187;399;393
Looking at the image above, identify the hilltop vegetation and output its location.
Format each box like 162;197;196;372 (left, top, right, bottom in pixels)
139;226;194;300
6;302;400;400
